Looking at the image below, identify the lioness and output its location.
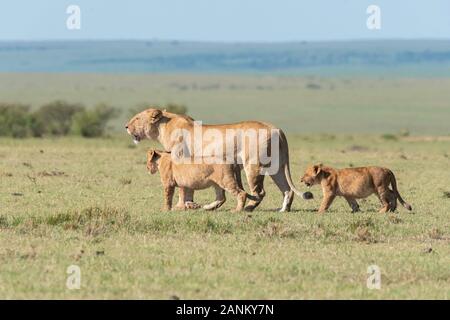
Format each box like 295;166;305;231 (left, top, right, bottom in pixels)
300;164;412;213
127;108;313;212
147;149;259;211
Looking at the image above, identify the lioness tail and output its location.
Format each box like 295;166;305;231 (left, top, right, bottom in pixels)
246;191;265;202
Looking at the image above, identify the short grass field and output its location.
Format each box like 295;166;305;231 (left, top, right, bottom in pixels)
1;74;450;299
1;134;449;299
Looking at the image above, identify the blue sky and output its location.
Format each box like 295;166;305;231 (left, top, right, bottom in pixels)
0;0;449;41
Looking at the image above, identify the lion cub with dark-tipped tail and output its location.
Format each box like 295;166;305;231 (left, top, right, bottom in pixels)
147;149;258;212
300;164;412;214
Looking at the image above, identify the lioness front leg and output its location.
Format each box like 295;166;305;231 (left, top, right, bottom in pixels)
318;193;336;213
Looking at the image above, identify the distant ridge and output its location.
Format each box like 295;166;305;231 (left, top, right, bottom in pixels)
1;40;450;75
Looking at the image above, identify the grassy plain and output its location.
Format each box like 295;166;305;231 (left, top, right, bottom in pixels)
0;134;449;299
0;73;449;299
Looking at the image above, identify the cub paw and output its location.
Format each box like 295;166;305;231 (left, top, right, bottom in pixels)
185;201;201;210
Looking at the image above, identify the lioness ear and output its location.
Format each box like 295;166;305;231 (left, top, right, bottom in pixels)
149;109;163;124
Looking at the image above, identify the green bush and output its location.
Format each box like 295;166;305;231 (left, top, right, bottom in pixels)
0;103;31;138
381;133;398;141
0;101;118;138
165;103;187;115
72;103;119;137
31;100;85;137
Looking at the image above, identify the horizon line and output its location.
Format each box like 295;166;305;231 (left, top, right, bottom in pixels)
1;37;450;44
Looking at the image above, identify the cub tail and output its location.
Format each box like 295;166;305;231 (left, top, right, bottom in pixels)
389;171;412;211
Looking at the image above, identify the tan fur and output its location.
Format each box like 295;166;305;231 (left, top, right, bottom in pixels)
127;108;312;212
147;149;257;212
300;164;412;214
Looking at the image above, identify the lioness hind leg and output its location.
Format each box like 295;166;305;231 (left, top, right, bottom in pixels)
203;186;226;211
270;169;294;212
234;165;244;190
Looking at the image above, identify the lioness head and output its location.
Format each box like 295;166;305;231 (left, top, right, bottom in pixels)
126;108;164;144
301;163;324;187
146;149;163;174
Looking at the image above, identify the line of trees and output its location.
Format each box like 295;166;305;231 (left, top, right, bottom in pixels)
0;101;187;138
0;101;118;138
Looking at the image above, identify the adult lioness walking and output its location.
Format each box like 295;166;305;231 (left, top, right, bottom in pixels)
126;108;312;212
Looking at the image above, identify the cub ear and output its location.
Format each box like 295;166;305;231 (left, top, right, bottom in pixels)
313;163;323;175
147;149;155;160
148;109;163;124
147;149;161;162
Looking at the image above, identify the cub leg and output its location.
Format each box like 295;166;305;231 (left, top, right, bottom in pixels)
243;165;265;211
203;186;226;211
345;196;360;213
175;188;200;210
224;187;247;212
236;191;248;212
163;185;175;211
376;187;391;213
318;193;336;213
216;167;250;212
386;190;397;212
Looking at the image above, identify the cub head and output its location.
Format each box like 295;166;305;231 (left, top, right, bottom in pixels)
126;108;164;144
301;163;324;187
146;149;163;174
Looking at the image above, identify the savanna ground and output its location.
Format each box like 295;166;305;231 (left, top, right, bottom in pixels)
0;74;449;299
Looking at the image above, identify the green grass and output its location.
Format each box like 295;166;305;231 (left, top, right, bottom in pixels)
1;135;449;299
1;74;450;135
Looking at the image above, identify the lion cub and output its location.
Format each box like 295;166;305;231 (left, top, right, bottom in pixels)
147;149;257;211
300;164;412;213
